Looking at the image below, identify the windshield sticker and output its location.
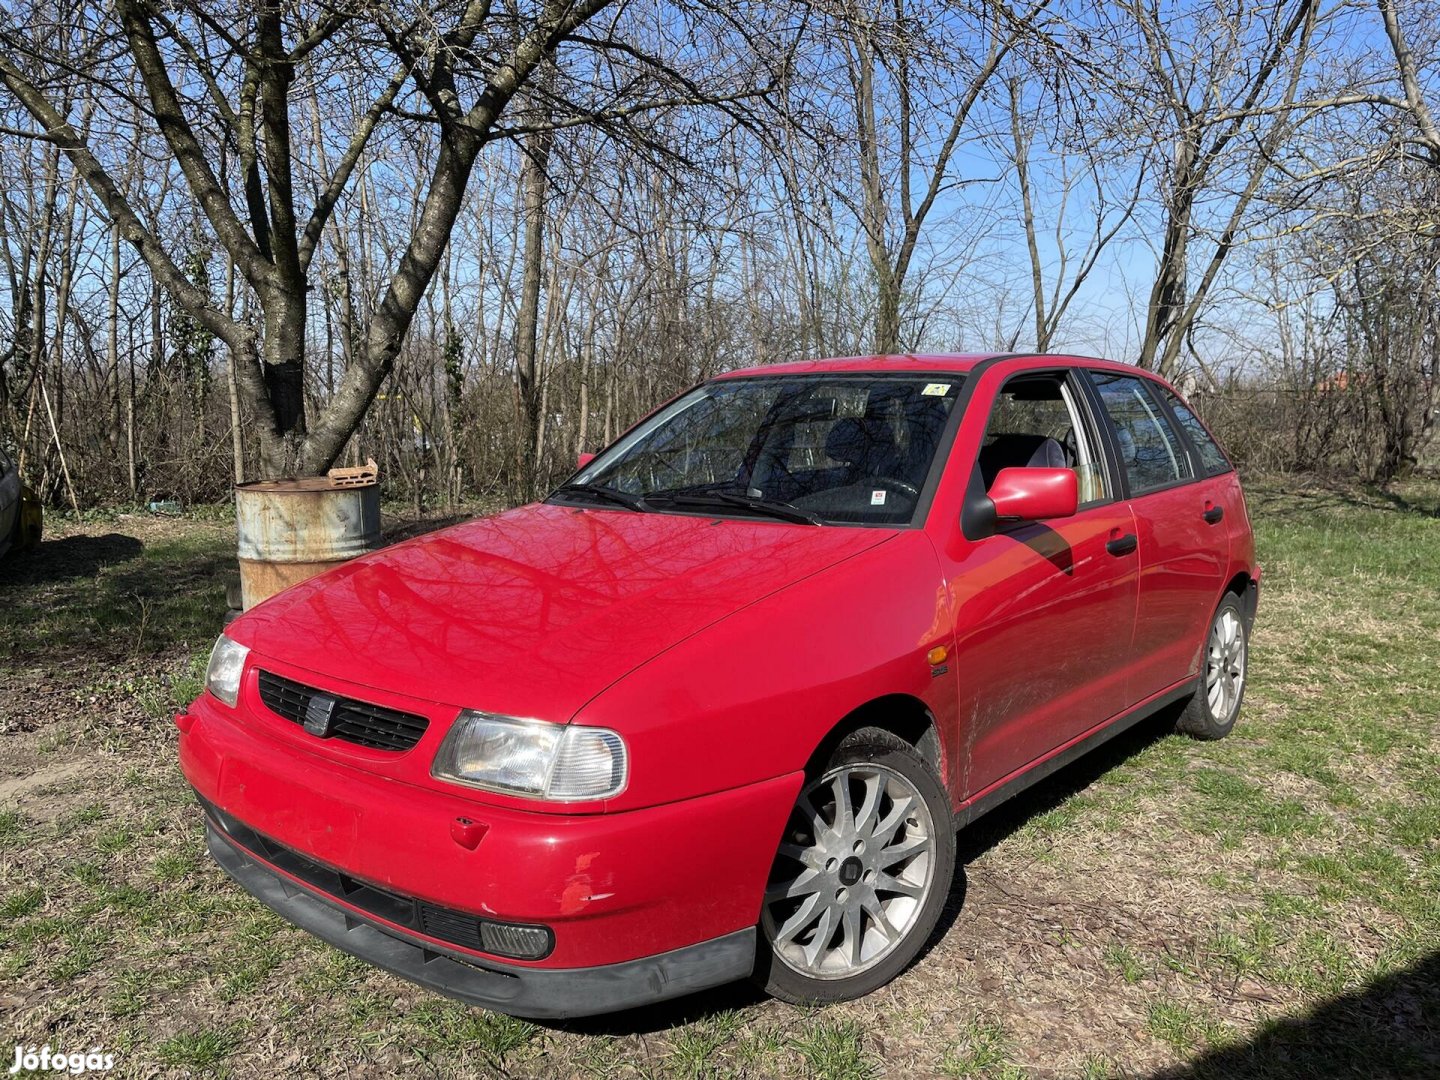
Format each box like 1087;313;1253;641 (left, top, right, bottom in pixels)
871;490;887;505
922;382;951;396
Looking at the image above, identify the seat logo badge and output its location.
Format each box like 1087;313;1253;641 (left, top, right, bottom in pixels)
303;695;338;738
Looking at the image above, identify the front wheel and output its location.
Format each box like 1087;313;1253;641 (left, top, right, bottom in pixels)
755;728;955;1005
1177;594;1249;740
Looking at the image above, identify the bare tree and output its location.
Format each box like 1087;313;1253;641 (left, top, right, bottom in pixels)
1001;76;1143;351
1377;0;1440;167
1116;0;1325;379
811;0;1050;354
1;0;784;478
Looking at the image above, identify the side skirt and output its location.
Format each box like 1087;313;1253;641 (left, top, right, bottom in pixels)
954;680;1196;830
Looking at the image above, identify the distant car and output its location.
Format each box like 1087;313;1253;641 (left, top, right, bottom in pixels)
178;353;1259;1018
0;444;40;559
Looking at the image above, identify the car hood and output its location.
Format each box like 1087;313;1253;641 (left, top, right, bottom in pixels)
232;503;894;721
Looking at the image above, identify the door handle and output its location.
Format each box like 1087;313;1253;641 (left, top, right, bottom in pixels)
1106;533;1138;556
1202;506;1224;525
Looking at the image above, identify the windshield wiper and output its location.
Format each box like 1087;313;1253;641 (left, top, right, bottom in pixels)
649;491;824;526
550;482;649;512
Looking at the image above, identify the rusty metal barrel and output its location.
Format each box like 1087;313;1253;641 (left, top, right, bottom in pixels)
235;476;381;609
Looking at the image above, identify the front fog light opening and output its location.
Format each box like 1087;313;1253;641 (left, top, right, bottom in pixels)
479;920;554;960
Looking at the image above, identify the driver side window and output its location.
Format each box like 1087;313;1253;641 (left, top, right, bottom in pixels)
979;375;1109;505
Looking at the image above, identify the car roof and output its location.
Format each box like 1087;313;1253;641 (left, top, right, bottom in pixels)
713;353;1156;380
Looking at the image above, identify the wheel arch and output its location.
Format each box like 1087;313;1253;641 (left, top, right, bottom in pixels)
804;693;944;784
1223;570;1258;626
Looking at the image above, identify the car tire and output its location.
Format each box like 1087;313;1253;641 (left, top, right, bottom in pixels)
754;726;955;1005
1176;593;1249;741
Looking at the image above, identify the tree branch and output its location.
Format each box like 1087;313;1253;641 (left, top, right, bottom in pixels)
114;0;274;285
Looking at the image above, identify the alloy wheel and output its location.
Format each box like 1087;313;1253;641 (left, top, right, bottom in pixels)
1205;607;1246;723
761;764;935;979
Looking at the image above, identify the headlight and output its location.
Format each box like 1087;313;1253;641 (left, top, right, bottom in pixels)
205;635;250;707
432;712;628;801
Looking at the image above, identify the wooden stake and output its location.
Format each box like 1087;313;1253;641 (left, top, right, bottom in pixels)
38;372;80;513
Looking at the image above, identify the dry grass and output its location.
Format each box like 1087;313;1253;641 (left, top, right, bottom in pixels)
0;478;1436;1078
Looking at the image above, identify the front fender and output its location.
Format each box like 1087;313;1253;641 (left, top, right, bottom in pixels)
576;531;957;811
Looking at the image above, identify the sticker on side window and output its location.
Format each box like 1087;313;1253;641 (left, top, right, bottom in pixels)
921;382;951;396
871;490;887;505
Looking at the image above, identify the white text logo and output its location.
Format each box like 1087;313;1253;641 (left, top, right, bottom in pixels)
9;1047;116;1075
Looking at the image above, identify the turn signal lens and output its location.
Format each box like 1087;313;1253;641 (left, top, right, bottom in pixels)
549;728;627;800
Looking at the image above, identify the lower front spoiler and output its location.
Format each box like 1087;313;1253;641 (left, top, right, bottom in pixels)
206;824;756;1019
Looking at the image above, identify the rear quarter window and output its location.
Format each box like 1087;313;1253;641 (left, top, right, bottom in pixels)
1089;372;1194;495
1160;391;1233;476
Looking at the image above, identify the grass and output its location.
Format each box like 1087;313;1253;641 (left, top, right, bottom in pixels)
156;1027;240;1074
0;477;1437;1076
789;1018;875;1080
938;1016;1019;1078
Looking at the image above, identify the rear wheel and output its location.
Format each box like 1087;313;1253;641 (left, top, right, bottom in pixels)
755;728;954;1005
1177;594;1248;740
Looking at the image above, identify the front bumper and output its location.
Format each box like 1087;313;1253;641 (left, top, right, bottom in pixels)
207;822;756;1018
179;691;800;972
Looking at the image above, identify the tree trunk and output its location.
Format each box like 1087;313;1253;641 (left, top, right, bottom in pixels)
107;225;121;453
224;254;244;484
872;278;902;355
514;126;552;497
259;284;307;474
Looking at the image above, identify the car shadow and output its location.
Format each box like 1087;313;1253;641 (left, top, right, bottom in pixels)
0;532;144;585
544;978;771;1037
954;704;1181;866
543;706;1183;1038
919;704;1180;962
1150;950;1440;1078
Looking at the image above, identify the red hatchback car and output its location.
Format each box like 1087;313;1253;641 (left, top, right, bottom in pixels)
178;354;1258;1017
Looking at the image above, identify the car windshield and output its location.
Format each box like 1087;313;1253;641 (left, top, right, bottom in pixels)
554;374;965;525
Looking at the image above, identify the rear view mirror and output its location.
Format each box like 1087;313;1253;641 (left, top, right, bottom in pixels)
576;452;596;469
987;467;1078;523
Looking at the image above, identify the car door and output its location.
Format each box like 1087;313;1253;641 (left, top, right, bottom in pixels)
1084;371;1229;703
938;368;1139;799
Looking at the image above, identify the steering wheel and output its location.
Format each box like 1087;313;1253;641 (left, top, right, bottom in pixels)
871;476;920;499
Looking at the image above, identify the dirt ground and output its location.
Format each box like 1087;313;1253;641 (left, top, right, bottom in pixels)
0;481;1436;1078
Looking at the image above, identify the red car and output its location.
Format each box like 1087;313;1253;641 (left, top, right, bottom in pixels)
178;354;1258;1017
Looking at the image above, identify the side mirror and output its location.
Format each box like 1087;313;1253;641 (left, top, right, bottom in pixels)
576;451;596;469
987;467;1078;523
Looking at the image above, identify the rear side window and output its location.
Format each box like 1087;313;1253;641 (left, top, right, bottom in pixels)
1089;373;1193;495
1160;390;1232;476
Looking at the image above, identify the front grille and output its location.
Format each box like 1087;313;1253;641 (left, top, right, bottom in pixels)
256;670;429;751
199;794;552;961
